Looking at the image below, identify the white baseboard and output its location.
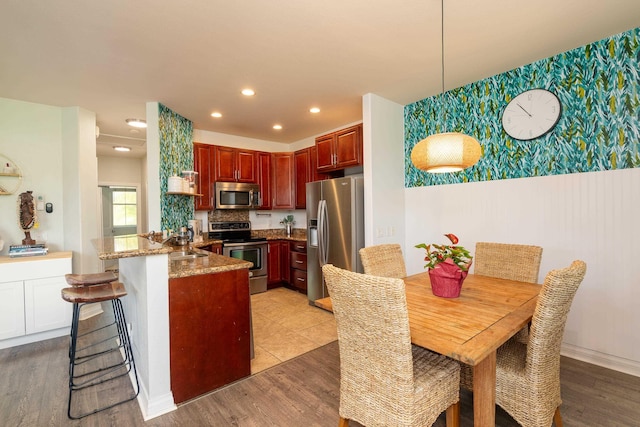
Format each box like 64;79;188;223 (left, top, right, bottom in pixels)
561;342;640;378
137;379;177;421
0;327;68;350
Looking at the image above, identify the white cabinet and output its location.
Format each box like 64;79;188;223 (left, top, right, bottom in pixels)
0;281;25;340
24;276;72;334
0;252;73;348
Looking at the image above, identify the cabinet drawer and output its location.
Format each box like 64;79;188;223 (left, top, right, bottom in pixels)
290;268;307;292
290;241;306;253
290;252;307;270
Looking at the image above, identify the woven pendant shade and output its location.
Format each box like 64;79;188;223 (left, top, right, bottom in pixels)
411;132;481;173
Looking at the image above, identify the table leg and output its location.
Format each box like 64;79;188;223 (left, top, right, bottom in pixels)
472;351;496;427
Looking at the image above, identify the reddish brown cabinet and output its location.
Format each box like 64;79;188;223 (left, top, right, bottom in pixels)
256;151;272;210
267;240;291;287
193;142;214;210
267;240;282;287
169;269;251;403
294;146;329;209
289;241;307;293
214;146;257;183
271;153;294;209
294;149;310;209
200;243;222;254
315;124;363;173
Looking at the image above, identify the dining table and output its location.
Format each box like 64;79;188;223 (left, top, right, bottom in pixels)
314;271;542;427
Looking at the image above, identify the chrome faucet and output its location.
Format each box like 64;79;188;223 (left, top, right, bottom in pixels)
148;230;176;246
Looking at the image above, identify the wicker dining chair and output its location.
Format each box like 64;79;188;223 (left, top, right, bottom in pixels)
494;260;587;427
359;243;407;278
473;242;543;283
322;264;460;427
461;243;544;390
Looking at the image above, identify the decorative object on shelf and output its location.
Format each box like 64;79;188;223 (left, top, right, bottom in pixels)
410;0;481;173
415;233;473;298
280;214;295;237
17;190;37;245
501;88;562;140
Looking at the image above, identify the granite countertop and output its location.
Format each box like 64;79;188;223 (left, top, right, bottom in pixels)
92;235;251;279
93;230;306;280
168;247;251;279
93;235;172;260
252;228;306;242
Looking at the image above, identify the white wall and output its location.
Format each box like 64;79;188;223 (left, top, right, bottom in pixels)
61;106;101;274
0;98;65;254
403;168;640;376
362;93;405;249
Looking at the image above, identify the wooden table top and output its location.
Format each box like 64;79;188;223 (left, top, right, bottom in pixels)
404;271;540;365
314;271;541;365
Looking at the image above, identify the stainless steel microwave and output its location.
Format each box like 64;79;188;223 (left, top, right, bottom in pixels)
215;181;261;209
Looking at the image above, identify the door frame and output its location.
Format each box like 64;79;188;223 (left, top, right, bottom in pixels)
97;181;142;271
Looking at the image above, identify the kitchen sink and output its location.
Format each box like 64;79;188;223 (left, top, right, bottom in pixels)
169;250;209;261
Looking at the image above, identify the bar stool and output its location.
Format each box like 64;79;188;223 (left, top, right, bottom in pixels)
61;277;139;419
65;272;118;350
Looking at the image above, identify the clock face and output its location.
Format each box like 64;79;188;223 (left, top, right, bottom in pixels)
501;89;561;141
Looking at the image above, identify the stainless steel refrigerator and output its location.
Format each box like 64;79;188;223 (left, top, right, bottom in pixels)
306;176;364;304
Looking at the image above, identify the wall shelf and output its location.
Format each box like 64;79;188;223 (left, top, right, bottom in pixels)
0;154;22;196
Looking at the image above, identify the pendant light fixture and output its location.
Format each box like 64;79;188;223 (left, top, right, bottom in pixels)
411;0;481;173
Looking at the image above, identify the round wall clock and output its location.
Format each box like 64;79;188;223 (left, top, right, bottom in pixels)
501;88;561;140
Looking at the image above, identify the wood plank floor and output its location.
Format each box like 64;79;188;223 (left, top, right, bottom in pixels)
2;313;639;426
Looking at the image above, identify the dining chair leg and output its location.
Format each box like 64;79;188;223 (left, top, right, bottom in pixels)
446;402;460;427
338;417;349;427
553;406;563;427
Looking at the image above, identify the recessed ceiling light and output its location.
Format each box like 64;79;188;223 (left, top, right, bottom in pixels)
309;107;320;114
125;118;147;128
273;124;283;130
114;146;131;152
211;112;222;118
241;88;255;96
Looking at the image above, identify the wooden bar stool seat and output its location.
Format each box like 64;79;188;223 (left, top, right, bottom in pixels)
65;272;118;286
61;281;139;419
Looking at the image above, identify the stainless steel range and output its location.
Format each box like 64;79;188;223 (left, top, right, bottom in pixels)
208;221;267;295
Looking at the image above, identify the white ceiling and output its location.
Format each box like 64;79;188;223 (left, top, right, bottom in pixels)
1;0;639;158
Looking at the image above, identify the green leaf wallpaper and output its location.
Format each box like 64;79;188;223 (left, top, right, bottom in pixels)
405;27;640;187
159;103;194;232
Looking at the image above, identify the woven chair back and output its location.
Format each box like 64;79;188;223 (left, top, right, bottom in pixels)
359;243;407;278
322;264;415;421
474;242;543;283
526;260;587;376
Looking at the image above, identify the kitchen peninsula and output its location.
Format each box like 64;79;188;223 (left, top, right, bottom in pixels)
93;235;252;419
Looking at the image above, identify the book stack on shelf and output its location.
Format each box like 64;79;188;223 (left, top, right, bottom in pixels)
8;243;48;257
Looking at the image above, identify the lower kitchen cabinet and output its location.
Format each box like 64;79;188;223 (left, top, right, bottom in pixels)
0;252;73;348
200;243;222;254
267;240;290;288
289;241;307;294
169;268;251;403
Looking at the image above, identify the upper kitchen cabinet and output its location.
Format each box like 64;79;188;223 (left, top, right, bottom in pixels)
214;146;257;183
294;146;329;209
256;151;272;210
315;123;363;173
193;142;214;210
271;152;294;209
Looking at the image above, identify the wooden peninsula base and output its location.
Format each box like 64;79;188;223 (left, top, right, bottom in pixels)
169;268;251;403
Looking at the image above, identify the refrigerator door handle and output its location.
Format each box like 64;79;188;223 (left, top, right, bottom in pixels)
318;199;329;266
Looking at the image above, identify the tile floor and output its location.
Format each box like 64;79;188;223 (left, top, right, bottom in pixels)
250;287;337;374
